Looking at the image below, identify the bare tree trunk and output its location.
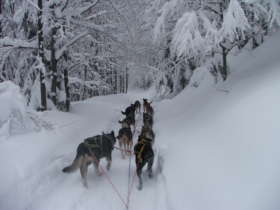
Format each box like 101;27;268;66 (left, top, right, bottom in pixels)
83;66;87;99
50;4;57;106
114;69;118;94
219;1;228;81
220;45;228;81
120;73;124;93
0;0;2;38
125;66;128;93
122;70;125;93
250;9;260;49
50;29;57;105
64;69;70;111
38;0;47;111
252;36;259;49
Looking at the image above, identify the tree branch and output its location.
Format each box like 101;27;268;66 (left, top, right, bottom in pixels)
80;0;100;16
0;38;37;49
204;5;221;16
61;0;70;12
56;31;89;60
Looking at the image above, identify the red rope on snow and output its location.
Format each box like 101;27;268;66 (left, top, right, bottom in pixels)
99;165;129;209
87;147;128;209
114;146;133;154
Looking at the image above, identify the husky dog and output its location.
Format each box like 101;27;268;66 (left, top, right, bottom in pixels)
143;98;153;115
62;131;116;187
134;100;141;113
140;125;155;144
117;127;133;158
134;136;154;190
143;113;153;128
121;104;136;116
143;98;149;113
119;116;135;132
121;104;136;131
146;105;154;116
118;118;130;128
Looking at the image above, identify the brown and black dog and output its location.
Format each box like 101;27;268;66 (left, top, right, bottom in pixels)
117;127;133;158
62;131;116;188
143;113;153;128
134;136;154;190
121;104;136;132
134;100;141;113
140;124;155;144
143;98;153;116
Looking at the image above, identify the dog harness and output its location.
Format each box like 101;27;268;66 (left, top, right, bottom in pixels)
135;138;152;163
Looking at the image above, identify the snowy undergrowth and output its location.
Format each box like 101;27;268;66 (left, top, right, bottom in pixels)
0;81;51;138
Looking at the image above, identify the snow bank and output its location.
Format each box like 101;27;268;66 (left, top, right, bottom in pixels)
155;32;280;210
0;81;49;138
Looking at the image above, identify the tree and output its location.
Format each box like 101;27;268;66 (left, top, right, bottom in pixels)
151;0;279;97
37;0;47;111
216;0;251;80
0;0;130;110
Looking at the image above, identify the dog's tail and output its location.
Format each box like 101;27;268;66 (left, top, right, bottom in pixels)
121;111;126;115
62;154;83;173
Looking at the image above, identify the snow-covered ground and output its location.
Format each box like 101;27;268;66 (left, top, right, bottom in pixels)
155;32;280;210
0;32;280;210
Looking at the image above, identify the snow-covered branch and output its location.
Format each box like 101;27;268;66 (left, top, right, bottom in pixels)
79;0;100;16
0;37;37;49
56;32;89;60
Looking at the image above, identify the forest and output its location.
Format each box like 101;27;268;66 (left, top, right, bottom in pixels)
0;1;280;210
0;0;279;110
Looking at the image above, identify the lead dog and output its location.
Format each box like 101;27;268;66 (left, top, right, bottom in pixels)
143;98;153;115
134;100;141;113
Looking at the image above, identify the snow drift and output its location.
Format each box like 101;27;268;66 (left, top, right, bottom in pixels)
0;81;50;137
155;32;280;210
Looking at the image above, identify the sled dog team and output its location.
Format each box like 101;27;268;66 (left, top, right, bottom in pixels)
62;98;155;190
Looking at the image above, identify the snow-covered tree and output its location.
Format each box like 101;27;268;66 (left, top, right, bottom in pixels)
0;0;130;111
215;0;251;80
151;0;279;97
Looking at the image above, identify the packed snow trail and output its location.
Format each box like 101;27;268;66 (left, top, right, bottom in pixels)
0;92;168;210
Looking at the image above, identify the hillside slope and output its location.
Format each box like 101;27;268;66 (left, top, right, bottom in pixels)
155;32;280;210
